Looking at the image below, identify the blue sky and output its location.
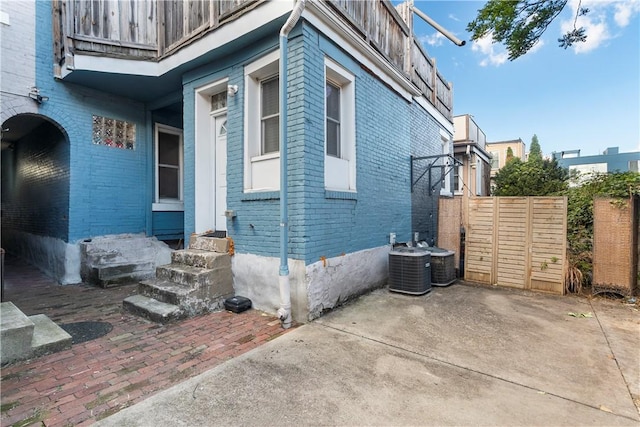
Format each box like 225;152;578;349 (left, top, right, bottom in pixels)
403;0;640;157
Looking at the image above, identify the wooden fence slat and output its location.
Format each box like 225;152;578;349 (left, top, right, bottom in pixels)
465;196;566;294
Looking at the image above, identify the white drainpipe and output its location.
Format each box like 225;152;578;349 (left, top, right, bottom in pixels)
277;0;306;329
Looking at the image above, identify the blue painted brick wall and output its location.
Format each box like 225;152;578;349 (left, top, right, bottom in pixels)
1;121;70;241
35;2;149;242
181;31;286;257
410;103;444;245
299;25;415;264
180;20;445;265
182;21;444;264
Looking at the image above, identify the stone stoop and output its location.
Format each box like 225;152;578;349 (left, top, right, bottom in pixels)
80;234;172;288
1;302;72;366
123;236;234;323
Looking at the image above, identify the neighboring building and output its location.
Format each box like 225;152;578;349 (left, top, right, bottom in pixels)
1;0;454;321
452;114;491;197
486;139;527;177
552;147;640;181
438;114;491;275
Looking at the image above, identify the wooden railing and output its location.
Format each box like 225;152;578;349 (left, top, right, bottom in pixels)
328;0;409;74
53;0;452;121
327;0;453;121
53;0;258;68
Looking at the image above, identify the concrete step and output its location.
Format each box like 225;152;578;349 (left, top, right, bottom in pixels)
88;262;156;288
138;279;192;306
189;235;229;253
156;264;233;291
138;279;233;316
80;234;172;285
122;295;186;324
171;249;231;269
29;314;72;358
1;302;35;365
1;302;73;365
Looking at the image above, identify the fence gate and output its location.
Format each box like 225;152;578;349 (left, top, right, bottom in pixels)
465;197;567;294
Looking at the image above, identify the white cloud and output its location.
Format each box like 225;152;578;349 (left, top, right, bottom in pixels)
528;38;546;54
614;1;640;27
471;33;509;66
448;13;460;22
559;0;640;54
418;32;445;47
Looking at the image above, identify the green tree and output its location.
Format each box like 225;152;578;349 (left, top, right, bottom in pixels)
528;135;542;163
492;135;568;196
467;0;590;60
506;146;514;163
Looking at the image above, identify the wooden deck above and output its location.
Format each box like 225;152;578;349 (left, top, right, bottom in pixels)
53;0;453;121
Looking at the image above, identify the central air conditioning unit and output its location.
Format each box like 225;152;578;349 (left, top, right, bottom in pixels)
429;247;456;286
388;247;431;295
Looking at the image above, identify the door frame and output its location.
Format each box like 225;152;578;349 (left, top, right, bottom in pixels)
194;78;228;234
211;110;227;232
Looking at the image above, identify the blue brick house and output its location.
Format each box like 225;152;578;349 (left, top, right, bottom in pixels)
1;0;454;321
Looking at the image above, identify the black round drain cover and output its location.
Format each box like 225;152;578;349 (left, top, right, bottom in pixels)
60;321;113;344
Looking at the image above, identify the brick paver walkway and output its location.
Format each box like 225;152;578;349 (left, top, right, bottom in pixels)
1;255;291;426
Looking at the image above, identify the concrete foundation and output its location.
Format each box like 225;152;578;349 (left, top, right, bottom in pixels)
1;230;81;284
306;246;390;320
231;254;308;321
231;245;391;322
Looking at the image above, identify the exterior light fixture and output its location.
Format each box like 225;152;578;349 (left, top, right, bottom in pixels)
227;85;238;97
29;87;49;104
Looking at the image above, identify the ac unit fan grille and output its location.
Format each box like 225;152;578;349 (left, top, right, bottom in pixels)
430;250;456;286
388;249;431;295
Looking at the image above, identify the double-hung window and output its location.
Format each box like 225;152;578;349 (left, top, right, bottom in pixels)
454;155;463;194
325;81;341;158
244;50;280;191
261;76;279;155
153;124;183;211
324;57;355;192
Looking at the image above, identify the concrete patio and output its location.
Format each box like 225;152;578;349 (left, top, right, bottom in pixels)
97;283;640;426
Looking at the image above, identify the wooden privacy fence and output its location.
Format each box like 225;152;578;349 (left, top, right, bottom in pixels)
465;197;567;294
592;196;639;296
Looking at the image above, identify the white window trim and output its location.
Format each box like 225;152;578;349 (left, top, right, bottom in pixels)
244;50;280;192
440;130;452;196
454;155;464;196
153;123;184;211
490;151;500;170
324;57;356;192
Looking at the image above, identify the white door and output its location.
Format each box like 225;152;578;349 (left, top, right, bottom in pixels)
213;114;227;232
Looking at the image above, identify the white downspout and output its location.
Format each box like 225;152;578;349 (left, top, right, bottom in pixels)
277;0;306;329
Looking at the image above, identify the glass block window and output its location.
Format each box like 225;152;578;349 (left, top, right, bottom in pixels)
211;91;227;112
92;115;135;149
